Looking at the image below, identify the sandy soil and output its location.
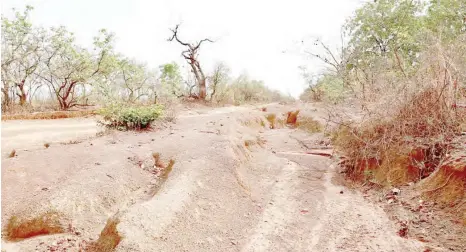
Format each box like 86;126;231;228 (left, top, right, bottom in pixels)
1;118;101;151
1;103;434;251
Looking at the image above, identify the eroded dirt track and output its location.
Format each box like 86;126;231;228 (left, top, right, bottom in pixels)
1;104;427;251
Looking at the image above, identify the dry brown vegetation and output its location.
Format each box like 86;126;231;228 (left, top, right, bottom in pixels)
244;137;266;149
265;113;277;129
284;110;323;133
1;110;96;121
332;87;466;222
4;211;65;240
8;150;16;158
152;152;175;179
86;217;122;252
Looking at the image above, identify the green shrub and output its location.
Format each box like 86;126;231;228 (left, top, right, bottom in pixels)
97;103;164;130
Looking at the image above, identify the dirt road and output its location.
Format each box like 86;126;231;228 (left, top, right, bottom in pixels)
1;104;428;251
1;118;101;151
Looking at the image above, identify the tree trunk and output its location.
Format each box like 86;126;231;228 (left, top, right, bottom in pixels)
199;79;207;99
18;93;27;106
2;86;11;111
16;80;27;106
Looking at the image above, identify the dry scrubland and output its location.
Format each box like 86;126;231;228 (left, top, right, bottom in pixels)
2;0;466;251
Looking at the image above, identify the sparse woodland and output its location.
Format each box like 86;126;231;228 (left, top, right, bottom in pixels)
1;6;291;118
301;0;466;224
1;1;466;249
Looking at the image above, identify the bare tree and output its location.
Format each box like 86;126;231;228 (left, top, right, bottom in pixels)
168;24;213;100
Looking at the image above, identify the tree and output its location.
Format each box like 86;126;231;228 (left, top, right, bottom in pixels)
346;0;424;71
208;62;230;101
425;0;466;42
1;6;45;108
40;27;112;110
118;58;152;103
168;24;213;100
158;62;183;98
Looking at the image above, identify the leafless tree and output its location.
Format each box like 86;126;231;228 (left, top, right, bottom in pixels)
168;24;213;100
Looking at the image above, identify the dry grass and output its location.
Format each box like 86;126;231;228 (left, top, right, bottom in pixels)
265;113;277;129
4;211;65;240
152;152;175;179
286;110;300;124
145;153;175;197
60;140;83;145
333;88;463;185
244;137;266;149
241;117;267;129
1;110;96;121
296;116;323;133
244;140;255;148
86;217;122;252
8;150;16;158
152;152;164;168
281;109;322;133
160;159;175;180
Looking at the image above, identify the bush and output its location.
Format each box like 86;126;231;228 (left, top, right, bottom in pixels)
97;103;164;130
332;88;460;185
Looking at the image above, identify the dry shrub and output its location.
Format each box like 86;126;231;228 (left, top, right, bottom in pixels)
334;88;461;186
1;110;96;121
86;217;122;252
244;137;266;149
296;116;323;133
242;117;267;129
152;152;175;179
8;150;16;158
265;113;277;129
244;140;255;148
286;110;300;125
152;152;164;168
4;211;65;240
161;159;175;180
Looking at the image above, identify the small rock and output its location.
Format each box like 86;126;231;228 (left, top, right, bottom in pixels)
392;188;401;195
340;190;344;194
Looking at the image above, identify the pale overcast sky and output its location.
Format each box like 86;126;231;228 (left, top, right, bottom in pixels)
1;0;365;97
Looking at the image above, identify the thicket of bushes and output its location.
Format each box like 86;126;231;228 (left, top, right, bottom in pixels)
299;0;466;218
